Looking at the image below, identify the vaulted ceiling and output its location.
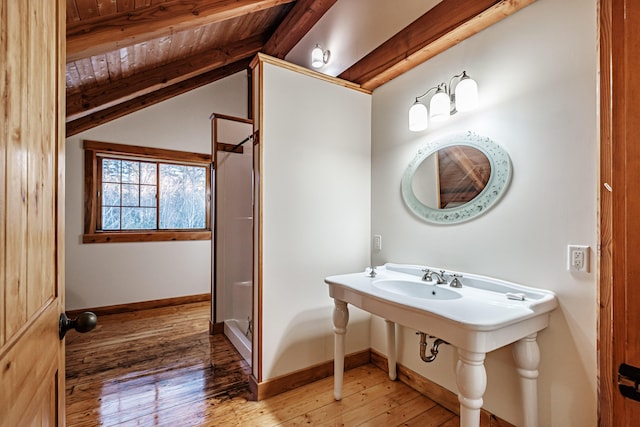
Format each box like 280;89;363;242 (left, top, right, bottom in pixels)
65;0;534;137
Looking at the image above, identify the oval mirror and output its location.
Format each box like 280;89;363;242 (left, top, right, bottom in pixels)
401;132;511;224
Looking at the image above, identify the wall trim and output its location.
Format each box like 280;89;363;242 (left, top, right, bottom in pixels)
209;321;225;335
66;293;211;317
248;350;371;401
252;53;372;95
247;348;513;425
597;0;616;423
370;349;515;427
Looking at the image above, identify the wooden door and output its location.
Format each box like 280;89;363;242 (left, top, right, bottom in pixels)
600;0;640;424
0;1;66;426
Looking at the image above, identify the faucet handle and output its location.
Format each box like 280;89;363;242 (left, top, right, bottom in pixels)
368;266;377;277
449;273;463;288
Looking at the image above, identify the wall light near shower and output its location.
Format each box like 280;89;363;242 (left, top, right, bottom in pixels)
408;71;478;132
311;44;330;68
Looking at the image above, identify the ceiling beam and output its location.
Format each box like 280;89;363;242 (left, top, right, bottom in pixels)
66;60;251;137
262;0;337;59
339;0;536;91
66;0;295;62
66;36;263;121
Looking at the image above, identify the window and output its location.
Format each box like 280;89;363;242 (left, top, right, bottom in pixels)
83;140;212;243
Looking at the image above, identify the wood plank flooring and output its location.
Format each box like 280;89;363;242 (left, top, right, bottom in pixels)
65;301;459;426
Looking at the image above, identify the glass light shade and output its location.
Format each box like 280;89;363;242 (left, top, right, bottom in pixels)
409;102;428;132
311;45;324;68
454;76;478;112
429;90;451;122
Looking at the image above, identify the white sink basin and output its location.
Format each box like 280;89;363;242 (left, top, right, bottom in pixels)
372;278;462;300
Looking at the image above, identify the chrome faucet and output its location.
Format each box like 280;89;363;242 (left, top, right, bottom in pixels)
421;269;447;284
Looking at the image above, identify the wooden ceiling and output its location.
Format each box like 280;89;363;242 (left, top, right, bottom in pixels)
65;0;535;136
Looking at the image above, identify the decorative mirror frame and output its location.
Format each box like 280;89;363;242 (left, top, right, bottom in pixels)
401;131;512;224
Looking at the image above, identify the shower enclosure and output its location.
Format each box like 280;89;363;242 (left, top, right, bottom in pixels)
211;114;254;365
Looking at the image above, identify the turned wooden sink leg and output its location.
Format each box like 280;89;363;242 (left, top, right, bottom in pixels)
513;333;540;427
456;350;487;427
332;299;349;400
385;320;397;380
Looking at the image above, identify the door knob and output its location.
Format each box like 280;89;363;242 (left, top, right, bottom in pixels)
59;312;97;340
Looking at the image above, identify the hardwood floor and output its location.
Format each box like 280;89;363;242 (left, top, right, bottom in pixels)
65;301;459;426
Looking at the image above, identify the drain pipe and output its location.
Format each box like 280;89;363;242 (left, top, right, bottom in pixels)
417;332;449;363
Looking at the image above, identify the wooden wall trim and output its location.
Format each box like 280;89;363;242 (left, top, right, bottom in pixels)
209;321;225;335
83;140;212;163
370;350;515;427
369;350;459;415
253;60;264;383
66;293;211;318
248;347;513;426
598;0;615;424
255;53;371;94
249;350;371;401
82;231;212;244
209;113;253;124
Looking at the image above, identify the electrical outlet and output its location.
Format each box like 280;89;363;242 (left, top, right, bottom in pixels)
373;235;382;251
567;245;590;272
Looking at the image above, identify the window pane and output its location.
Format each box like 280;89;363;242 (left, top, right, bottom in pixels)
122;161;139;184
102;207;121;230
89;146;211;240
122;207;156;230
102;183;121;206
159;164;206;229
122;184;140;207
140;162;156;185
140;185;157;207
102;159;121;183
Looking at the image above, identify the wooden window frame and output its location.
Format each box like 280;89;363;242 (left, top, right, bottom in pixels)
83;140;212;243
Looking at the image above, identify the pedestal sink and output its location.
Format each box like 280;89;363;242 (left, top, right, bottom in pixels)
325;263;557;427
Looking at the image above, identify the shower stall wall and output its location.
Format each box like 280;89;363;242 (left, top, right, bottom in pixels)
212;114;254;365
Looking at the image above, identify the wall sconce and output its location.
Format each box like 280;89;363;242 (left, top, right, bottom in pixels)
408;71;478;132
311;44;330;68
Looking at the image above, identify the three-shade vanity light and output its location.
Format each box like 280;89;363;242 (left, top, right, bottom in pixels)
409;71;478;132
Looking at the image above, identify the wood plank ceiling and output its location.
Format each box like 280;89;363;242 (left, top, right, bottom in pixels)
65;0;535;137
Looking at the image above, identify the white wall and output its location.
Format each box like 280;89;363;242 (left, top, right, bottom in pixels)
260;62;372;380
370;0;597;425
285;0;439;77
65;72;248;310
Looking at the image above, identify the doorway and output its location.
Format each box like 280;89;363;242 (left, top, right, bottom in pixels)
211;114;255;366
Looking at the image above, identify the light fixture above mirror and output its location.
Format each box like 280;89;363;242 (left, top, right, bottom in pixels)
311;44;330;68
408;71;478;132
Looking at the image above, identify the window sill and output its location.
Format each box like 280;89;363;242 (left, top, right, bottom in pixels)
83;230;212;244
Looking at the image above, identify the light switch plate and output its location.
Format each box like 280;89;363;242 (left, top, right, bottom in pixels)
373;235;382;251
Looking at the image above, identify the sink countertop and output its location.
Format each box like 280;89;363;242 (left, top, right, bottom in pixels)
325;263;558;333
